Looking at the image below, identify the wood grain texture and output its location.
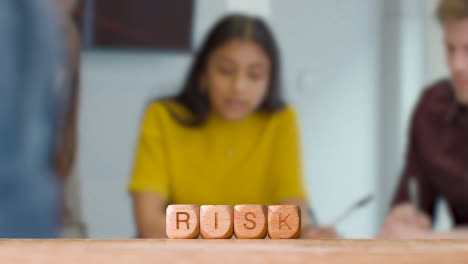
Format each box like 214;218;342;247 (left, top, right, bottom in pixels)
200;205;233;239
268;205;301;239
166;205;200;239
234;205;267;239
1;239;468;264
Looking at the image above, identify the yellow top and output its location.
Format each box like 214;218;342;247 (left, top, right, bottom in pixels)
128;101;307;205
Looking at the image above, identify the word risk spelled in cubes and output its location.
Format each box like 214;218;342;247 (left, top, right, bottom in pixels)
166;205;301;239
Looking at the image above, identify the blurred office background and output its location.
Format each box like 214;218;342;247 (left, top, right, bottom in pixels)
71;0;451;238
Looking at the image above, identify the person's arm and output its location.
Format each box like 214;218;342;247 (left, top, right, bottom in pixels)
382;225;468;239
425;228;468;239
378;203;432;239
54;13;81;182
392;96;436;218
128;104;171;238
132;192;168;238
379;95;437;239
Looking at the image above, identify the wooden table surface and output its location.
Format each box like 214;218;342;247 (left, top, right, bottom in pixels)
1;239;468;264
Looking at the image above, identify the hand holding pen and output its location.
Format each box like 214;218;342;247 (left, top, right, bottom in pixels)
302;194;373;239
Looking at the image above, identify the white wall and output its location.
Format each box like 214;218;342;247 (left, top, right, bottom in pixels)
425;0;448;84
376;0;426;224
79;52;191;238
270;0;381;238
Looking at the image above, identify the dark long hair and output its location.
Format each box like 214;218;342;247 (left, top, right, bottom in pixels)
170;14;285;126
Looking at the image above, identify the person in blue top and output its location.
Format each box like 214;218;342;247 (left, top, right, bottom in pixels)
0;0;66;238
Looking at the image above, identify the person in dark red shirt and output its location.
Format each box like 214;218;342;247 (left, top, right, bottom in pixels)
379;0;468;239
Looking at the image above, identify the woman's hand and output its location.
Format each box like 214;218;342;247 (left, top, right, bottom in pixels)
132;192;168;238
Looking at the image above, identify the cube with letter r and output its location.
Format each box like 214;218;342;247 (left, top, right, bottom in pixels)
166;205;200;239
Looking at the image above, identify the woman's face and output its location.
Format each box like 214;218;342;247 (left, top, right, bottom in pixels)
202;39;271;122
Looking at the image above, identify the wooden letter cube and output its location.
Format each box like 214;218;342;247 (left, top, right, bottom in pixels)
166;205;200;239
200;205;233;239
233;205;267;239
268;205;301;239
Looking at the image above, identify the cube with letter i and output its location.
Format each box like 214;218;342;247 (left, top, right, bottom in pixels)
200;205;234;239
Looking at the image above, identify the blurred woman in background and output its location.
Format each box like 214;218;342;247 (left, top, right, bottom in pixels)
128;14;337;239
